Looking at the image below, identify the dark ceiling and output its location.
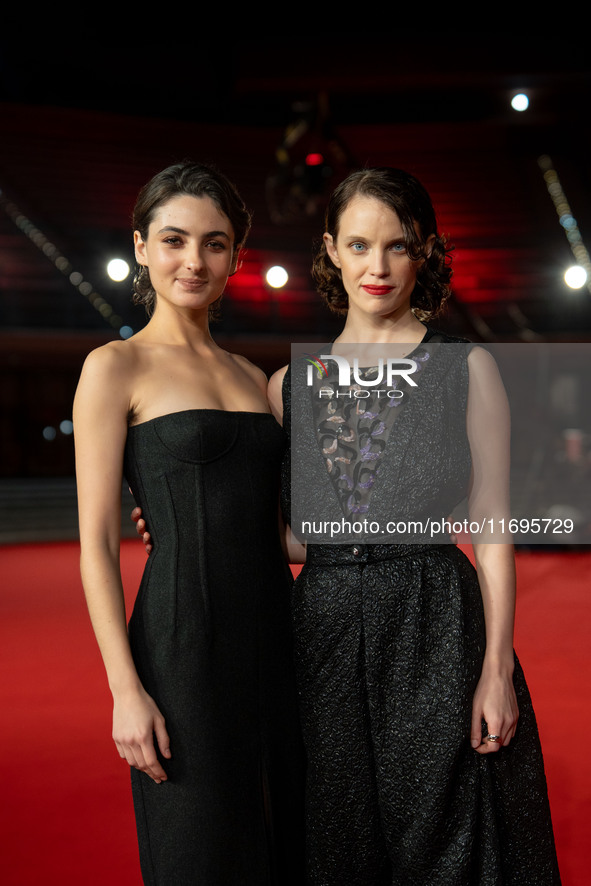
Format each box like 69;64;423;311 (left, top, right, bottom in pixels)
1;36;591;347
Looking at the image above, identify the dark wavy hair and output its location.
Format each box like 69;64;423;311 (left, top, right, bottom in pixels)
132;161;252;316
312;167;453;319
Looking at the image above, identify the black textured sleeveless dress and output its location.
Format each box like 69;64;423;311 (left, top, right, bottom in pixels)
124;409;305;885
282;333;560;885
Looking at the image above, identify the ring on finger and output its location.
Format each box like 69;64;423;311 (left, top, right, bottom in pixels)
486;733;501;743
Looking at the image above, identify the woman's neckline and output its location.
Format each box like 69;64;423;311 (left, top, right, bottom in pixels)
326;325;434;362
128;408;276;429
331;324;432;350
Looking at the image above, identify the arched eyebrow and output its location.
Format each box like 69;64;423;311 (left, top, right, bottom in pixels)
204;231;232;241
157;225;231;241
344;235;407;246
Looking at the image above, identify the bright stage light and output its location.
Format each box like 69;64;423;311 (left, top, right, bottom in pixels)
564;265;587;289
511;93;529;112
266;266;288;288
107;258;130;281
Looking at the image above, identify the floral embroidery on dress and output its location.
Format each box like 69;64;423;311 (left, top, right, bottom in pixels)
311;349;430;518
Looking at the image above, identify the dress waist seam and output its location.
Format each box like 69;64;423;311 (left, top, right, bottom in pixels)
304;542;454;567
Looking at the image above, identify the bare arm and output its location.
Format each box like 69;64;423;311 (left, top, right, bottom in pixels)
466;347;519;754
74;345;170;781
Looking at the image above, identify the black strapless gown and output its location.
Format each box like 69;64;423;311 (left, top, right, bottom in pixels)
124;410;305;886
282;335;561;885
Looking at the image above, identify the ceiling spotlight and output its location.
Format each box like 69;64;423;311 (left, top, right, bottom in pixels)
107;258;130;282
266;266;289;288
511;93;529;112
564;266;587;289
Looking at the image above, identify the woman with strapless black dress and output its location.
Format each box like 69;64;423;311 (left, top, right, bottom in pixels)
74;162;304;885
269;168;561;885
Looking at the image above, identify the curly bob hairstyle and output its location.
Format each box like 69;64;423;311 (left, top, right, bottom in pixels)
312;167;453;319
132;161;252;316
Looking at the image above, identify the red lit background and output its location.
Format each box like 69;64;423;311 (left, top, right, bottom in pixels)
1;36;590;886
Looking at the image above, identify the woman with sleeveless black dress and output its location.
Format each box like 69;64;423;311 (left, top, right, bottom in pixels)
74;162;304;885
268;168;560;885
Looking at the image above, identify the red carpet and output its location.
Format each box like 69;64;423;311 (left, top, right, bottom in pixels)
1;541;588;885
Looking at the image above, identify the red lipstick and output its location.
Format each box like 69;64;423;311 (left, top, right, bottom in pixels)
362;285;393;295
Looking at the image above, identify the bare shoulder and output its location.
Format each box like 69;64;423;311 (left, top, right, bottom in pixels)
467;344;500;376
75;339;139;420
467;346;507;402
228;351;268;393
79;338;139;380
267;365;288;424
